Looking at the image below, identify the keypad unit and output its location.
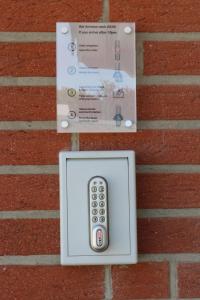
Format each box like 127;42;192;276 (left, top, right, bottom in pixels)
88;176;109;251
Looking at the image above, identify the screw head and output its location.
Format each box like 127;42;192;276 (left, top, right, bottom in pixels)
125;120;133;128
61;27;69;34
61;120;69;128
124;26;132;34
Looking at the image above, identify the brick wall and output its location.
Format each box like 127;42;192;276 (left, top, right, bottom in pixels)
0;1;200;299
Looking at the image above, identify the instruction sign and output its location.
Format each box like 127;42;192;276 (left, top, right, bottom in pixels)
56;22;136;132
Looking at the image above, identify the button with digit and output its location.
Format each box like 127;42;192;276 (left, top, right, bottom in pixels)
92;209;98;215
99;216;105;223
91;186;97;192
92;201;98;207
99;201;105;207
92;194;97;200
99;193;105;200
99;186;104;192
92;216;98;223
99;209;105;215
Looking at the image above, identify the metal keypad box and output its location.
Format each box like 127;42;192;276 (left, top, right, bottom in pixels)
59;151;137;265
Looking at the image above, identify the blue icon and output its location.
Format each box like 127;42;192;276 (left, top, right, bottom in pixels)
113;71;123;82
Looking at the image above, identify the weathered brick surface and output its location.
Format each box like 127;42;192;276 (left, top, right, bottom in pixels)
137;85;200;120
2;218;200;255
0;219;59;255
0;87;56;121
0;175;59;210
80;131;200;164
110;0;200;32
0;43;55;76
112;263;169;299
0;0;102;32
0;131;69;165
138;218;200;253
0;266;104;300
137;174;200;208
144;42;200;75
2;173;199;211
178;263;200;298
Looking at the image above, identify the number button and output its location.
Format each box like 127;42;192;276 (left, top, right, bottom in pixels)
92;216;98;223
92;194;97;200
99;201;105;207
92;201;98;207
91;186;97;192
99;216;105;223
92;209;98;215
99;209;105;215
99;193;105;200
99;186;104;192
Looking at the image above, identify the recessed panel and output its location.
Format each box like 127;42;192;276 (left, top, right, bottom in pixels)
56;22;136;132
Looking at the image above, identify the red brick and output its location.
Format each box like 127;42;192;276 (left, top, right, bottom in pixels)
0;175;59;210
137;174;200;209
0;0;102;32
138;218;200;253
2;218;200;255
0;43;55;76
144;42;200;75
112;262;169;299
137;85;200;120
0;87;56;121
80;131;200;164
0;266;104;300
0;219;59;255
178;263;200;298
0;130;70;165
110;0;200;32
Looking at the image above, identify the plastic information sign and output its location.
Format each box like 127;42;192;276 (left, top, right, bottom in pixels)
56;22;136;132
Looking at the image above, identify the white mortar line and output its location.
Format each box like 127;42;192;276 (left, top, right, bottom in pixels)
0;120;199;130
1;209;200;220
137;209;200;218
0;165;199;174
138;75;200;85
0;32;55;42
0;165;59;174
0;210;59;219
0;253;199;265
136;165;200;173
1;32;200;42
137;32;200;41
0;121;56;130
138;120;200;130
0;255;60;265
170;261;178;299
1;75;200;86
0;77;56;86
104;265;112;300
139;253;200;262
